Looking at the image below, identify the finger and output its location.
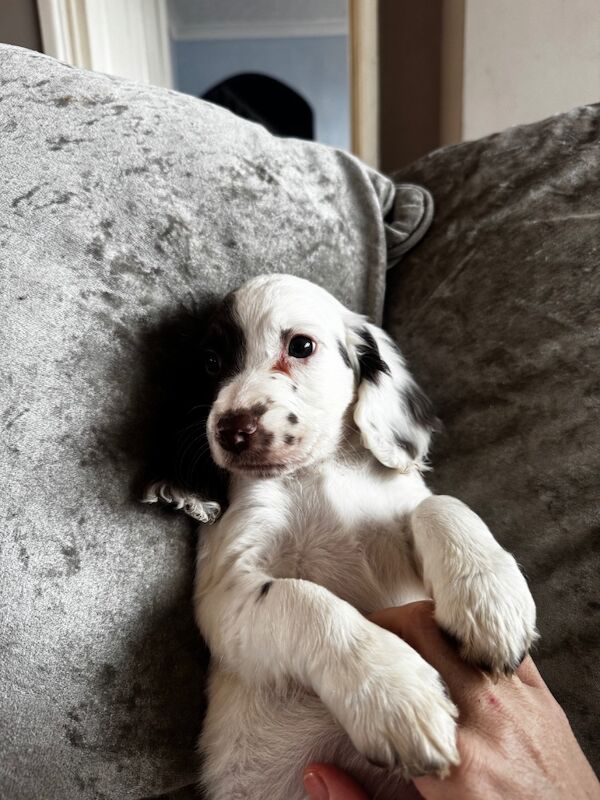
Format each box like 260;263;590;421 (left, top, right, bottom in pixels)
304;764;369;800
368;602;488;703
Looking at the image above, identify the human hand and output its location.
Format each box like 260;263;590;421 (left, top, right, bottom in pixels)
304;601;600;800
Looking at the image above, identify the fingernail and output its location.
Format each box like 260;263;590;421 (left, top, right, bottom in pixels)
304;770;329;800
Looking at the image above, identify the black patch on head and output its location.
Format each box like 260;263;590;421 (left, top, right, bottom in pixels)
356;327;391;384
404;383;439;431
132;291;246;506
258;581;273;600
337;340;352;369
284;434;295;445
393;434;418;459
291;384;298;392
202;293;246;383
287;413;298;425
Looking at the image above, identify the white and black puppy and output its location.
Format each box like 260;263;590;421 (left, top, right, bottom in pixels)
144;274;537;800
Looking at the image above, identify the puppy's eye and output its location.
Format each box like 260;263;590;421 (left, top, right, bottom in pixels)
204;350;221;376
288;335;315;359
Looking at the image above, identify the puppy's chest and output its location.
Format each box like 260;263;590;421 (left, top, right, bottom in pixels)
266;489;425;613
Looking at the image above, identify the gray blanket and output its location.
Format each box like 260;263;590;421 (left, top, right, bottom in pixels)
388;105;600;773
0;45;431;799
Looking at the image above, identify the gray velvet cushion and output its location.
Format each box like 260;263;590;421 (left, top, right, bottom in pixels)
0;45;432;799
386;105;600;773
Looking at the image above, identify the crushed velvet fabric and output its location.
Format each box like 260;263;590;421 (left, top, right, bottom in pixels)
386;105;600;773
0;45;432;800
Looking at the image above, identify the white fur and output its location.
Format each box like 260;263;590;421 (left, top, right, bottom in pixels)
152;275;538;799
143;481;221;523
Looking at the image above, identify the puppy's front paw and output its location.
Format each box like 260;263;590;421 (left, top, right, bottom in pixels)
142;481;221;524
435;550;538;676
324;627;459;779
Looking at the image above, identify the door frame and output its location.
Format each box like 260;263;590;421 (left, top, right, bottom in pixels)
36;0;173;89
349;0;380;168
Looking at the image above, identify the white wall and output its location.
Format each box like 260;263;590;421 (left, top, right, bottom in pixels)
168;0;347;39
445;0;600;143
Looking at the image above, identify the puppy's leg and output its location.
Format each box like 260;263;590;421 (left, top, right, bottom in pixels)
196;555;459;779
142;480;221;523
200;667;422;800
411;495;538;675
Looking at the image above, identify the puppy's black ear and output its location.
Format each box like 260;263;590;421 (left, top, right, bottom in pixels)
346;318;439;470
138;300;228;520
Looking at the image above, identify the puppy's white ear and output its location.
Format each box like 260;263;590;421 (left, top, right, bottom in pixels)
347;319;439;470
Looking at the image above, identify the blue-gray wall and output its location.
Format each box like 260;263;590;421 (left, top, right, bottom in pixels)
170;36;349;149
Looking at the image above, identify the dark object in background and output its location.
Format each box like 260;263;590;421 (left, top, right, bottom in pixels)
378;0;443;172
0;0;42;51
203;72;314;140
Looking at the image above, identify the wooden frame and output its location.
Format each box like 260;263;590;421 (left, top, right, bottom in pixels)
349;0;380;169
440;0;465;146
36;0;173;89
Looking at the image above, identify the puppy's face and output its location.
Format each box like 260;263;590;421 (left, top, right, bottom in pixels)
203;275;356;477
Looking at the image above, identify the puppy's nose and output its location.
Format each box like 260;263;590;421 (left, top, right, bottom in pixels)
216;411;258;454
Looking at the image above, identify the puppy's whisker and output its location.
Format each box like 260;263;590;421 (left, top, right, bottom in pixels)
185;403;213;415
176;421;208;438
177;433;210;475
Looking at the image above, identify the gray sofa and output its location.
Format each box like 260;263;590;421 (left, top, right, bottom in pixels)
1;44;598;799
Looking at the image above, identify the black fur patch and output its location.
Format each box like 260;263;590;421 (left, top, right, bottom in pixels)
284;434;295;445
204;293;247;383
287;413;298;425
404;383;439;431
138;291;246;503
258;581;273;600
337;340;352;369
356;327;391;384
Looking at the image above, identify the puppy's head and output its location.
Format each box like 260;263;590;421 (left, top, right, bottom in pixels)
199;274;438;478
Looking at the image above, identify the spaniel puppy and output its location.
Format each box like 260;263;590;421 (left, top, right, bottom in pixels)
144;274;537;800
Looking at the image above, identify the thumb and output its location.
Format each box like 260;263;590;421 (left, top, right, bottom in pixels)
304;764;369;800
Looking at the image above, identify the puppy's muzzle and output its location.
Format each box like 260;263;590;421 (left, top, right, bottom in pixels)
216;410;259;454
